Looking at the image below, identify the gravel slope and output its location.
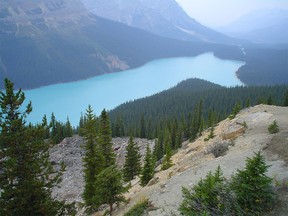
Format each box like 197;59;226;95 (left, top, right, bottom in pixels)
114;105;288;216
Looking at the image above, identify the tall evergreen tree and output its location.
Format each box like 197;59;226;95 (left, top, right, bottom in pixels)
140;145;155;186
64;117;73;138
154;136;164;161
42;114;50;139
82;105;104;211
94;166;127;215
0;79;69;216
190;100;203;141
98;109;115;168
161;130;173;170
50;112;57;140
140;114;146;138
113;114;125;137
284;90;288;106
123;137;142;182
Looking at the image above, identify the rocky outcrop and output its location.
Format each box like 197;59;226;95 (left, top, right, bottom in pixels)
50;135;155;204
113;105;288;215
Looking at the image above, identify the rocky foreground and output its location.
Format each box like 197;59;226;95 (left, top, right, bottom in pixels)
50;136;155;204
115;105;288;215
51;105;288;215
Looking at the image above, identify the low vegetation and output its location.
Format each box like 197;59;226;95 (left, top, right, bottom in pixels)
268;120;280;134
179;152;276;215
123;199;149;216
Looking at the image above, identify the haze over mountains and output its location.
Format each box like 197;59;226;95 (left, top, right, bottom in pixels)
81;0;234;44
220;8;288;44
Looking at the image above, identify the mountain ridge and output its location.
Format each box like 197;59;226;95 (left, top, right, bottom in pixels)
219;8;288;44
81;0;235;44
0;0;214;89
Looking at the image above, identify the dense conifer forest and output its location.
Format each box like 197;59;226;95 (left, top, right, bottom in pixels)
109;78;288;139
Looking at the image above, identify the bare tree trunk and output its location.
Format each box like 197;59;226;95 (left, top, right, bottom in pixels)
109;203;113;215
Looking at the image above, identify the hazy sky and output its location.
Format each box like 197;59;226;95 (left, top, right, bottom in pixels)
176;0;288;27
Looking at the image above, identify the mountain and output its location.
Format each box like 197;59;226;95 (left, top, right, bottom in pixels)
231;19;288;44
81;0;235;44
219;8;288;44
0;0;212;89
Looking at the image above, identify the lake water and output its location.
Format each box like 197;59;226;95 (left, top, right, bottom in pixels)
24;53;244;126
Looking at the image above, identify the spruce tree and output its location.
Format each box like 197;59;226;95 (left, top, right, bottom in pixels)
190;100;203;141
283;90;288;106
82;105;104;211
94;166;127;215
64;117;73;138
0;79;69;216
140;114;146;138
114;114;125;137
42;114;50;139
50;112;57;141
123;137;142;181
140;145;155;186
231;151;275;214
98;109;115;168
161;130;173;170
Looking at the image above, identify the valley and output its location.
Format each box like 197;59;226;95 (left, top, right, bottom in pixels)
0;0;288;215
24;53;244;126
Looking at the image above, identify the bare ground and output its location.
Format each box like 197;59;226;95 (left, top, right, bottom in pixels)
111;105;288;216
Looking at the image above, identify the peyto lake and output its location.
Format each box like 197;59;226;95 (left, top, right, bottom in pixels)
24;53;244;126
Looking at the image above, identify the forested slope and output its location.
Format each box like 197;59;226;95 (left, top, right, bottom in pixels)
109;78;288;138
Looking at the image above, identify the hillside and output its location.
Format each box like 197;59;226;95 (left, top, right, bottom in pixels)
50;105;288;215
0;0;211;89
81;0;234;44
109;78;288;137
114;105;288;215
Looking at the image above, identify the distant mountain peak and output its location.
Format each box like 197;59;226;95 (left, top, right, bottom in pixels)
81;0;234;44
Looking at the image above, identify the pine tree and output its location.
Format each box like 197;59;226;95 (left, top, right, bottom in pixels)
42;114;50;139
268;120;280;134
283;90;288;106
140;114;146;138
154;136;164;161
190;100;203;141
161;130;173;170
94;166;127;215
267;95;273;105
229;102;242;119
0;79;71;216
64;117;73;138
98;109;115;168
123;137;142;182
114;114;125;137
50;112;57;141
140;145;155;186
82;105;104;211
231;152;275;214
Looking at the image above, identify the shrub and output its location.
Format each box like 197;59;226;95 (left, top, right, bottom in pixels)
124;199;149;216
179;166;243;215
229;102;242;120
231;152;276;214
268;120;280;134
179;152;276;215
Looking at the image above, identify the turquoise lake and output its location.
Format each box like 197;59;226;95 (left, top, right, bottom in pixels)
24;53;244;126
